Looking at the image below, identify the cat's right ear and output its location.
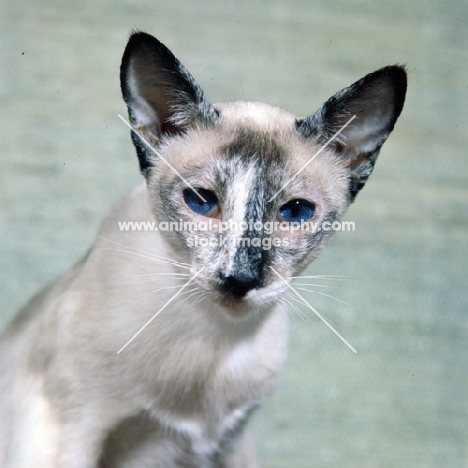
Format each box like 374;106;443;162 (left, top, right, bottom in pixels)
120;32;218;174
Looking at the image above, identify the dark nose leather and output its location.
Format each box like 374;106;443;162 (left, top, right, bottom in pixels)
220;273;261;297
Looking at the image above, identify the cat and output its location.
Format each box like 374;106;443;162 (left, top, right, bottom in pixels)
0;31;406;468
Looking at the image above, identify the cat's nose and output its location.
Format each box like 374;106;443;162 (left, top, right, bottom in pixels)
220;273;261;298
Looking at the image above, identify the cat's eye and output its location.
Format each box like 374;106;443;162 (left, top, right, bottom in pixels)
183;188;219;217
278;199;315;223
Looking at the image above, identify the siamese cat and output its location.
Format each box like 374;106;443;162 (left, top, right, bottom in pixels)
0;32;406;467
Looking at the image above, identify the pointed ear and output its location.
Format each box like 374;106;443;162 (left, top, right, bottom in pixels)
120;32;218;174
296;66;407;201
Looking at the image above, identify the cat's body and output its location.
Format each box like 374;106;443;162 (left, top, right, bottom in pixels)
0;32;406;467
0;181;285;468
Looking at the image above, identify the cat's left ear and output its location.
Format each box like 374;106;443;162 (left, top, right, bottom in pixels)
296;66;407;201
120;32;218;174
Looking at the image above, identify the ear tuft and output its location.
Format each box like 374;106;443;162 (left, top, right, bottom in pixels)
297;65;407;201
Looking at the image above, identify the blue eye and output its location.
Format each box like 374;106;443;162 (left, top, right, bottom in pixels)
279;199;315;223
183;188;219;216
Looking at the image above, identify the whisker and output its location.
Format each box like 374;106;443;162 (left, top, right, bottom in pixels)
127;276;192;286
171;286;204;305
191;291;209;306
95;247;191;270
176;287;200;299
295;287;357;310
105;272;191;286
96;236;191;269
282;297;308;325
151;285;198;294
211;309;222;328
288;291;340;327
285;293;325;329
292;282;348;290
282;295;303;318
108;284;192;312
291;275;354;281
175;289;210;314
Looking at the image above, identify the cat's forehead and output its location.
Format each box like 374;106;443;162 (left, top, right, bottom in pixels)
189;101;308;167
162;101;304;171
214;101;297;132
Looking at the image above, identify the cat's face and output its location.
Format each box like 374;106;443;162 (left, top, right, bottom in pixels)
147;102;349;315
120;32;406;317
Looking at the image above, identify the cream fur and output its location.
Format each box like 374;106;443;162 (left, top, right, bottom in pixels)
0;182;290;468
0;34;405;464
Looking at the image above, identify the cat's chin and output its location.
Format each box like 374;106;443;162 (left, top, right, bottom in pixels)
217;298;253;318
213;293;276;322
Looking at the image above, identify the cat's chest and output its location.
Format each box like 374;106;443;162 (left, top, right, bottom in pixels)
139;340;277;463
142;314;287;441
148;332;283;412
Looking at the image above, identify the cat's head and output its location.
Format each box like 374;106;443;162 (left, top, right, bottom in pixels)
120;32;406;318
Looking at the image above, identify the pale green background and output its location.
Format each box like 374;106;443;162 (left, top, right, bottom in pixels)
1;0;467;466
